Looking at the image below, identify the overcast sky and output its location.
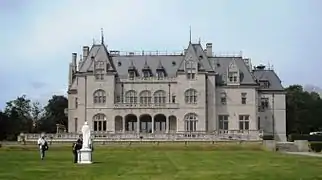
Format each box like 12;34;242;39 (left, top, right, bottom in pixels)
1;0;321;109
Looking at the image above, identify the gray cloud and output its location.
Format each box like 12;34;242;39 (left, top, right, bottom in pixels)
30;81;47;89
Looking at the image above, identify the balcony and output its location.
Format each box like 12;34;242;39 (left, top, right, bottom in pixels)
114;103;179;109
117;76;177;83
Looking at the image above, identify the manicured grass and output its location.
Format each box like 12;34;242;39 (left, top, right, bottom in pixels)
0;144;322;180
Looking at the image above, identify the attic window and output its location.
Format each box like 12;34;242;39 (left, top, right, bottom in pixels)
172;61;176;66
198;55;203;60
118;61;122;66
259;80;270;88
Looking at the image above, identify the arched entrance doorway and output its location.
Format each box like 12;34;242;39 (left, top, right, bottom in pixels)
154;114;166;132
139;114;152;133
114;116;123;133
168;115;177;132
93;113;107;132
125;114;137;132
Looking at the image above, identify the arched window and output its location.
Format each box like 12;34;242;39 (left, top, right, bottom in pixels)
184;89;197;104
184;113;198;132
93;113;107;132
125;90;137;104
93;89;106;104
139;90;152;106
154;90;166;105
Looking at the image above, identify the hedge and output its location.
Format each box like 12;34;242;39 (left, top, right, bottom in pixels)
310;142;322;152
288;134;322;142
262;135;274;140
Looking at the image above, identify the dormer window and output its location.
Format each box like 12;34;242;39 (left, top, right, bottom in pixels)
227;60;240;84
93;58;105;81
156;60;167;80
228;72;238;82
128;60;137;80
143;71;150;79
157;71;164;79
95;61;105;69
142;59;152;79
259;80;270;88
129;71;135;80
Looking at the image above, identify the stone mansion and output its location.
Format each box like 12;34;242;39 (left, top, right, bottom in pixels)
67;37;286;142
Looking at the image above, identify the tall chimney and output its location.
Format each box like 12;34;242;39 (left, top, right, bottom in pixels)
206;43;212;57
83;46;89;60
72;53;77;72
68;63;73;87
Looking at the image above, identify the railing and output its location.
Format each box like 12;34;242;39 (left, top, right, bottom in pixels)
114;103;179;109
109;50;243;58
21;130;262;142
109;50;184;56
213;51;243;57
117;76;177;83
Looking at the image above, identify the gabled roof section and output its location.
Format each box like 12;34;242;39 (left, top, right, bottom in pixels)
78;44;116;73
113;55;182;78
142;58;151;71
228;58;238;71
177;43;214;72
128;60;136;71
192;44;214;72
156;59;165;71
178;43;197;71
253;70;284;91
210;57;257;85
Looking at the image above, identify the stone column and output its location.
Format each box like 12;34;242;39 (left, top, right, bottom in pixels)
152;117;155;133
137;119;140;133
122;118;125;133
166;117;169;133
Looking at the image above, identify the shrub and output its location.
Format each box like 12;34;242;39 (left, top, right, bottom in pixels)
309;142;322;152
262;135;274;140
288;134;322;141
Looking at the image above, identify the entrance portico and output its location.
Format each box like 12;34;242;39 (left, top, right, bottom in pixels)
115;114;177;133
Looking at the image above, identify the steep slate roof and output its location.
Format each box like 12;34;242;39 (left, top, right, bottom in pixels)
79;44;116;72
177;43;214;72
112;55;182;78
253;70;284;91
75;43;283;91
192;44;215;72
210;57;257;85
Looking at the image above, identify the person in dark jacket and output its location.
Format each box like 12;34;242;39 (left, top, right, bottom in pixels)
72;135;83;163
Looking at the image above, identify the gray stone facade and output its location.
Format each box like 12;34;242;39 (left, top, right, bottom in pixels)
67;38;286;142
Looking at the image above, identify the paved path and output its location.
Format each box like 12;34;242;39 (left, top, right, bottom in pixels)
285;152;322;157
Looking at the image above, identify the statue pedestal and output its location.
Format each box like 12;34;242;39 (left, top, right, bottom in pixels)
78;148;92;164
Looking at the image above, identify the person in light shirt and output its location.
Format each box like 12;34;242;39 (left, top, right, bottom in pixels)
37;134;49;160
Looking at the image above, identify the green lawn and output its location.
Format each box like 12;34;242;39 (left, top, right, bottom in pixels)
0;144;322;180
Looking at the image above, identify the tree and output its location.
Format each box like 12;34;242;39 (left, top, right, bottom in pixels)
4;95;33;134
286;85;322;135
31;101;44;132
0;111;9;140
38;95;68;133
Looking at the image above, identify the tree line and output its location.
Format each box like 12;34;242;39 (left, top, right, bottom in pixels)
0;95;68;141
0;84;321;141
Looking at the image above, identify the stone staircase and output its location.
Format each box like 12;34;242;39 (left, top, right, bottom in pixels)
276;142;299;152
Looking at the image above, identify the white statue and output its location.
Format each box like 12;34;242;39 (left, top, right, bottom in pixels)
81;121;91;149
